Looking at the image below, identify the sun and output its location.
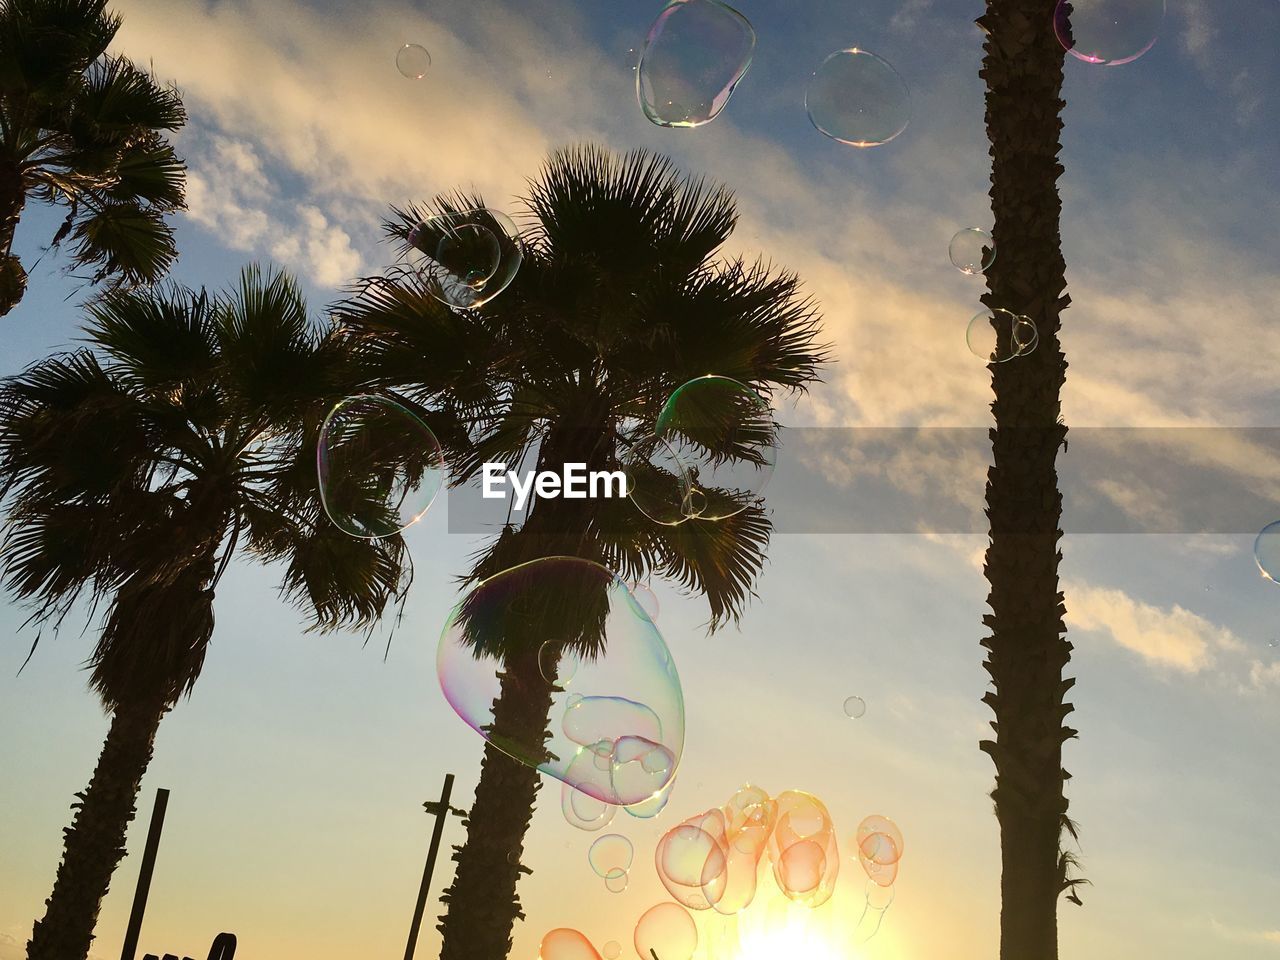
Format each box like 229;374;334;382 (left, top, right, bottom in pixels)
722;882;867;960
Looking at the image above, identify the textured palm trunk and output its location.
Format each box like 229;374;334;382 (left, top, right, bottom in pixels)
976;3;1076;960
0;159;28;318
27;695;169;960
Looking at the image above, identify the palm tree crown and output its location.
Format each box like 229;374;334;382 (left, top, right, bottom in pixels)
0;0;186;320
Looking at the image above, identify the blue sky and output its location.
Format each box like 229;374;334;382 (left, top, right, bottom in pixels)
2;1;1279;958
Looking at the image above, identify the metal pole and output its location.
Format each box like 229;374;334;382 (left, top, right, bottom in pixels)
120;787;170;960
404;774;455;960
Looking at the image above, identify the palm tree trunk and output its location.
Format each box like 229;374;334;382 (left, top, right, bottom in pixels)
0;159;28;318
27;695;169;960
436;647;555;960
975;3;1076;959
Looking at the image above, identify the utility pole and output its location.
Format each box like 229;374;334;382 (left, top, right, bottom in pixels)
120;787;170;960
403;773;461;960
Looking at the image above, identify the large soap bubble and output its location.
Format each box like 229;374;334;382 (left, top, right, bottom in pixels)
539;928;602;960
651;376;777;522
634;902;698;960
637;0;756;128
438;557;684;808
1054;0;1165;66
967;308;1038;363
767;791;840;906
949;228;997;276
1255;521;1280;583
406;208;523;309
805;48;911;148
317;394;445;539
656;811;730;910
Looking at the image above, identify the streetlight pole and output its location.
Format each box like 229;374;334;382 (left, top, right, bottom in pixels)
403;773;459;960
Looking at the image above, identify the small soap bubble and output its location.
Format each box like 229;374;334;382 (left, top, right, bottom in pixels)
602;941;621;960
949;228;997;275
396;43;432;79
604;867;630;893
843;695;866;719
1254;521;1280;583
966;308;1038;363
405;208;523;309
1054;0;1165;66
589;834;635;878
806;48;911;147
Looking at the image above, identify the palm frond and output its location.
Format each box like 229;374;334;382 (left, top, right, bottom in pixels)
67;198;177;284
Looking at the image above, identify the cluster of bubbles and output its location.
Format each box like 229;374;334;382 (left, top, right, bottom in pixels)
316;394;445;539
405;208;524;310
635;2;910;147
949;227;997;276
624;375;777;526
589;834;635;895
437;558;684;817
1053;0;1165;66
966;308;1039;364
852;814;905;940
395;43;431;79
539;899;697;960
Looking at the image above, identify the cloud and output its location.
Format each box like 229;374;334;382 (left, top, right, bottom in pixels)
1210;917;1280;949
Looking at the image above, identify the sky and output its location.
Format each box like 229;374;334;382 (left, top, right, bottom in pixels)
2;0;1279;958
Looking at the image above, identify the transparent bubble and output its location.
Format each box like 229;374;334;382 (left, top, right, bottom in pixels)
627;580;660;621
767;791;840;906
1255;521;1280;582
396;43;432;79
622;429;696;527
539;928;602;960
317;395;445;539
438;558;684;805
949;228;997;276
604;867;630;894
652;376;777;522
1054;0;1165;66
637;0;756;128
843;695;866;719
966;308;1038;363
589;834;635;878
805;48;911;148
406;208;523;309
539;641;582;688
562;780;618;832
634;902;698;960
602;941;621;960
656;813;729;910
854;815;901;887
624;776;675;819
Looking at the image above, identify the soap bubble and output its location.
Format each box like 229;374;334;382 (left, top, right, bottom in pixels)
637;0;756;128
805;48;911;147
406;208;523;309
634;902;698;960
622;430;697;526
562;780;618;832
602;941;621;960
653;376;777;521
625;776;675;819
395;43;432;79
656;813;729;910
767;791;840;906
539;928;602;960
627;580;660;621
855;879;896;943
1255;521;1280;582
589;834;635;878
604;867;630;893
438;558;684;806
539;641;582;687
1054;0;1165;66
966;308;1038;363
843;696;866;719
317;394;445;539
949;228;997;275
855;814;904;865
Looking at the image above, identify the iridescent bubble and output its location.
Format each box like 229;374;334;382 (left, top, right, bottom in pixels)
767;791;840;906
589;834;635;878
317;394;445;539
656;813;729;910
604;867;630;893
622;429;696;527
634;902;698;960
1054;0;1165;66
625;776;675;819
1255;521;1280;582
439;558;683;805
949;228;997;276
539;641;582;688
539;928;602;960
627;580;661;621
602;941;621;960
562;780;618;832
406;208;523;309
855;814;901;887
966;308;1038;363
843;696;866;719
653;376;777;522
637;0;756;128
396;43;432;79
805;48;911;148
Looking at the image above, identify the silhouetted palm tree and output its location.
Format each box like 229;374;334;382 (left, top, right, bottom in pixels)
0;0;186;318
335;144;829;960
0;267;410;960
975;3;1082;958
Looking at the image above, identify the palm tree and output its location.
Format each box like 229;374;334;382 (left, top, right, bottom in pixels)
0;267;411;960
0;0;186;319
974;2;1082;957
334;144;830;960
